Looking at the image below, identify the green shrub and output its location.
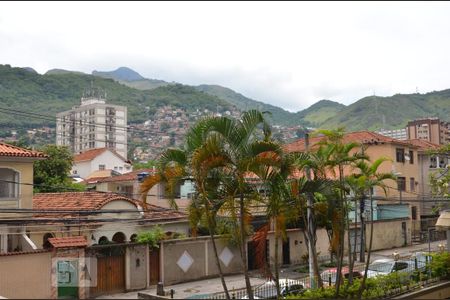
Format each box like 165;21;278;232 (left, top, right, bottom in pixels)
136;226;166;248
430;252;450;279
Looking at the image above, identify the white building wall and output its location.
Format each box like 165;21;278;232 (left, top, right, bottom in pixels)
71;161;91;179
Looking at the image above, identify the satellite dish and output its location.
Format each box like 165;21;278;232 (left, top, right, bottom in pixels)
404;154;410;161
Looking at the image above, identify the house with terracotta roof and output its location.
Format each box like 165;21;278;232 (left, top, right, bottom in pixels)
29;191;189;249
0;142;47;253
285;131;424;248
85;168;195;211
71;148;132;179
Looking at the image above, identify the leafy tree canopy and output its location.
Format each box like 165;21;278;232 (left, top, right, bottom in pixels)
33;144;85;193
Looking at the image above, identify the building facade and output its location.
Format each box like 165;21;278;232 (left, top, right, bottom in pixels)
376;128;408;140
56;87;128;159
0;142;47;253
407;117;450;145
71;148;132;179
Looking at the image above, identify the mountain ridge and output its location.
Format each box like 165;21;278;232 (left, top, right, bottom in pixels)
2;64;449;133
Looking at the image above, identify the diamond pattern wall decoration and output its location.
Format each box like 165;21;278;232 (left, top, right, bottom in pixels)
177;250;194;273
219;246;234;267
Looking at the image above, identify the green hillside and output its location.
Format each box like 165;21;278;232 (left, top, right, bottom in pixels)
0;64;232;129
295;99;346;127
115;79;171;90
320;91;450;131
195;84;305;126
2;63;449;135
92;67;171;90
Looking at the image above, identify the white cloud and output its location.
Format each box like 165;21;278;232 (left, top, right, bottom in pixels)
2;1;450;112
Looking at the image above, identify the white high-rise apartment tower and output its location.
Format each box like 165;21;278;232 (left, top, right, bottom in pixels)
56;86;128;159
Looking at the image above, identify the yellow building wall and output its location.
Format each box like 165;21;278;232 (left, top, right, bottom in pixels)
0;159;34;214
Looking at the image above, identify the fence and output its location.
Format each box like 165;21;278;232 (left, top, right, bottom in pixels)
192;278;309;299
193;250;446;299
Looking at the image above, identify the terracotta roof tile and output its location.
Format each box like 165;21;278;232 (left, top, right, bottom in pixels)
406;139;441;151
0;249;51;256
284;130;415;153
96;169;155;183
32;191;187;222
33;191;136;211
48;236;87;248
73;148;129;163
86;169;118;179
0;142;47;158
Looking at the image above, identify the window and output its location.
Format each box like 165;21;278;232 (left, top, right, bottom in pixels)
412;206;417;220
409;150;414;164
99;164;105;171
430;156;438;168
410;177;415;192
396;148;405;163
397;177;406;191
0;168;19;199
394;262;409;271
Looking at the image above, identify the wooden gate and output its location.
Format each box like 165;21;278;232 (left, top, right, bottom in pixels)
149;247;160;285
90;254;125;297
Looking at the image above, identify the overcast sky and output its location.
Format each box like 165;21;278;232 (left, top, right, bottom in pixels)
1;1;450;112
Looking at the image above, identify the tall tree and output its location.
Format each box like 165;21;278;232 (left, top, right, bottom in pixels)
140;110;275;300
353;158;396;299
314;128;365;293
33;145;85;193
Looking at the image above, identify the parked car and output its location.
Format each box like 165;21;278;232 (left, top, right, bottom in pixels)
320;267;363;286
365;258;414;278
243;279;305;299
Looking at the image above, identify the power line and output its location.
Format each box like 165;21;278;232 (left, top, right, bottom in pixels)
2;219;189;236
0;106;183;136
0;178;176;198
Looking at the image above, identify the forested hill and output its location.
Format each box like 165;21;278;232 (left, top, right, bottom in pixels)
0;64;233;129
1;63;449;133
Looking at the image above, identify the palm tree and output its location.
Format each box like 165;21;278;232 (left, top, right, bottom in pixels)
353;158;396;299
257;150;304;297
314;128;367;294
140;127;233;299
142;110;276;300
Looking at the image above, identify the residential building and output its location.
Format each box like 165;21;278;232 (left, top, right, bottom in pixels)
0;142;47;253
408;139;450;218
56;86;128;159
30;191;189;248
407;117;450;145
285;131;423;247
71;148;132;179
376;128;407;140
84;169;195;211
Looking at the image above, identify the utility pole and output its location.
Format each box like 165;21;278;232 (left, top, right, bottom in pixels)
305;133;316;289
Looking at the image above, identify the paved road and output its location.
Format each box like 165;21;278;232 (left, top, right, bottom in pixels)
97;240;447;299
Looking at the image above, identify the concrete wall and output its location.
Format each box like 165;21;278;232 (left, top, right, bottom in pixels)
161;236;241;285
369;218;411;250
0;251;52;299
266;228;330;266
126;245;147;290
